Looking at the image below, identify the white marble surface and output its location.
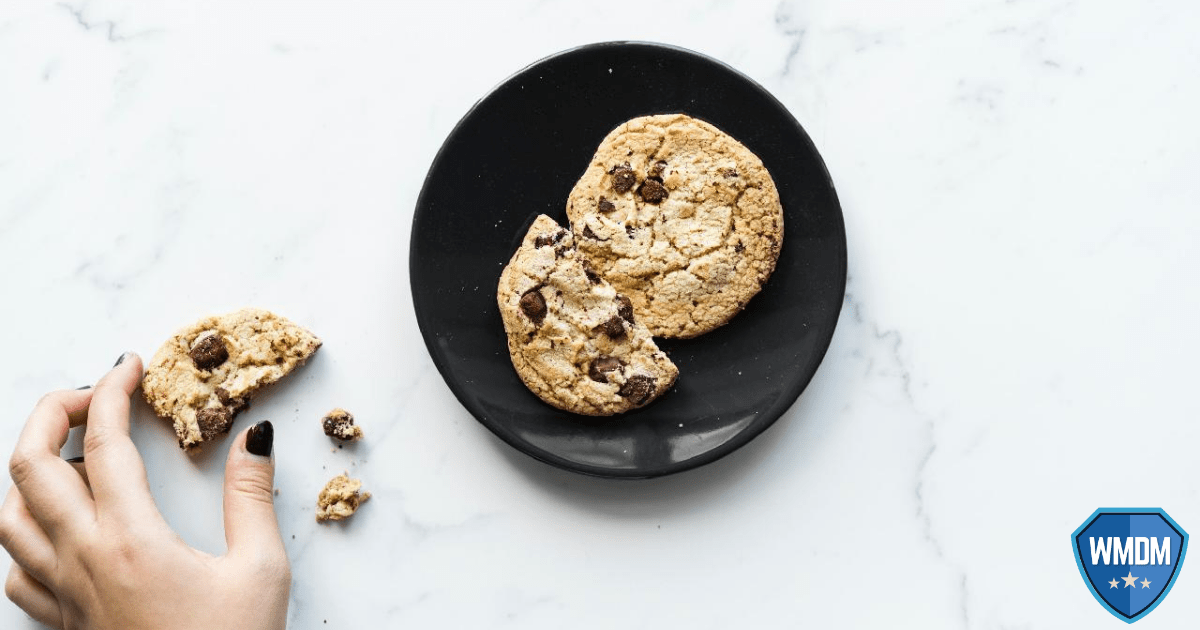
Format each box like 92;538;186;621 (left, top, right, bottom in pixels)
2;0;1199;627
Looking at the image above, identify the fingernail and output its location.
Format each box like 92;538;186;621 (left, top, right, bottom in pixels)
65;456;85;463
246;421;274;457
76;385;92;390
114;352;128;367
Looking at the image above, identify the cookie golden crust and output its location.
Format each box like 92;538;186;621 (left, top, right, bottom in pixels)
565;114;784;338
141;308;322;450
497;215;678;416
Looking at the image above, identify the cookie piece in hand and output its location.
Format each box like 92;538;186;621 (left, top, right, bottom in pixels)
321;408;363;441
566;114;784;338
497;215;678;416
142;308;322;450
316;473;370;522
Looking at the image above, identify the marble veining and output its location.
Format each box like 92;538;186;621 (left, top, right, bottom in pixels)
3;0;1199;628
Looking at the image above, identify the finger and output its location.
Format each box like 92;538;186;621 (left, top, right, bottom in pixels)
4;564;63;629
9;391;96;538
223;422;285;562
65;457;89;488
0;487;57;588
61;387;94;429
83;353;161;526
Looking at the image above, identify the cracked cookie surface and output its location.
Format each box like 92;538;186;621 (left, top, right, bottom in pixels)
566;114;784;338
142;308;322;450
498;214;678;416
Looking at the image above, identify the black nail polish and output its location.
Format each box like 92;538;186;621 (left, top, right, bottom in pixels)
114;353;127;367
65;456;85;463
76;385;92;390
246;421;274;457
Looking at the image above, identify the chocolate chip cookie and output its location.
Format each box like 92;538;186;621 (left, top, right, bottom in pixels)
142;308;322;450
565;114;784;338
497;214;678;415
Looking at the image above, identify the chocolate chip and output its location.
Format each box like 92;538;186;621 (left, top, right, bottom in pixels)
189;333;228;371
196;407;234;441
610;163;636;193
618;375;657;404
519;288;546;325
322;409;360;441
582;263;601;284
535;229;567;248
720;167;739;178
215;387;250;414
626;225;636;238
639;179;668;204
597;197;615;213
734;242;745;253
648;160;667;179
581;225;601;240
616;295;634;324
598;316;625;339
588;356;622;383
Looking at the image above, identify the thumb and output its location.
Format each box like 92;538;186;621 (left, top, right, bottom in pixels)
223;421;284;560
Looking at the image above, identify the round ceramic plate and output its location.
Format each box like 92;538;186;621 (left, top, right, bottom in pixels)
411;42;845;479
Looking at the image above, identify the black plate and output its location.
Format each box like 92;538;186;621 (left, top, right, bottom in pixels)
411;42;845;479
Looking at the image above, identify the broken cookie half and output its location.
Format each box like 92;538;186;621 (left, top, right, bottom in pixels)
497;215;678;415
142;308;322;450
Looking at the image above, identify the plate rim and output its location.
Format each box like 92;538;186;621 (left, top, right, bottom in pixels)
410;40;847;480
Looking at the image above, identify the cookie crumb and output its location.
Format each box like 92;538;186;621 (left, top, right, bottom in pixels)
315;473;370;522
321;408;363;441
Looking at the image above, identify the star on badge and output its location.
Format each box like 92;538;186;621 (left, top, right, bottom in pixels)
1122;572;1139;588
1109;578;1119;588
1141;578;1151;589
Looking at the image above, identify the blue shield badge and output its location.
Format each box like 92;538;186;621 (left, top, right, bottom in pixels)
1072;508;1188;623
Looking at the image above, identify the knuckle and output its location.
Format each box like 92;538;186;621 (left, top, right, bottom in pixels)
8;449;38;486
4;566;21;603
229;473;275;505
82;424;120;456
263;555;291;581
111;540;140;567
81;533;139;573
248;554;291;589
0;507;15;549
94;528;136;560
33;391;63;412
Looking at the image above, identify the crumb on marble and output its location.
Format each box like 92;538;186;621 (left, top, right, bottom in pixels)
315;472;370;522
321;408;363;441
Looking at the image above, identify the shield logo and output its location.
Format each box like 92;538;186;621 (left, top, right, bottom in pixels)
1072;508;1188;623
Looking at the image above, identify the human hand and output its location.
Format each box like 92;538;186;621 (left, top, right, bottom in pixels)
0;353;290;629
